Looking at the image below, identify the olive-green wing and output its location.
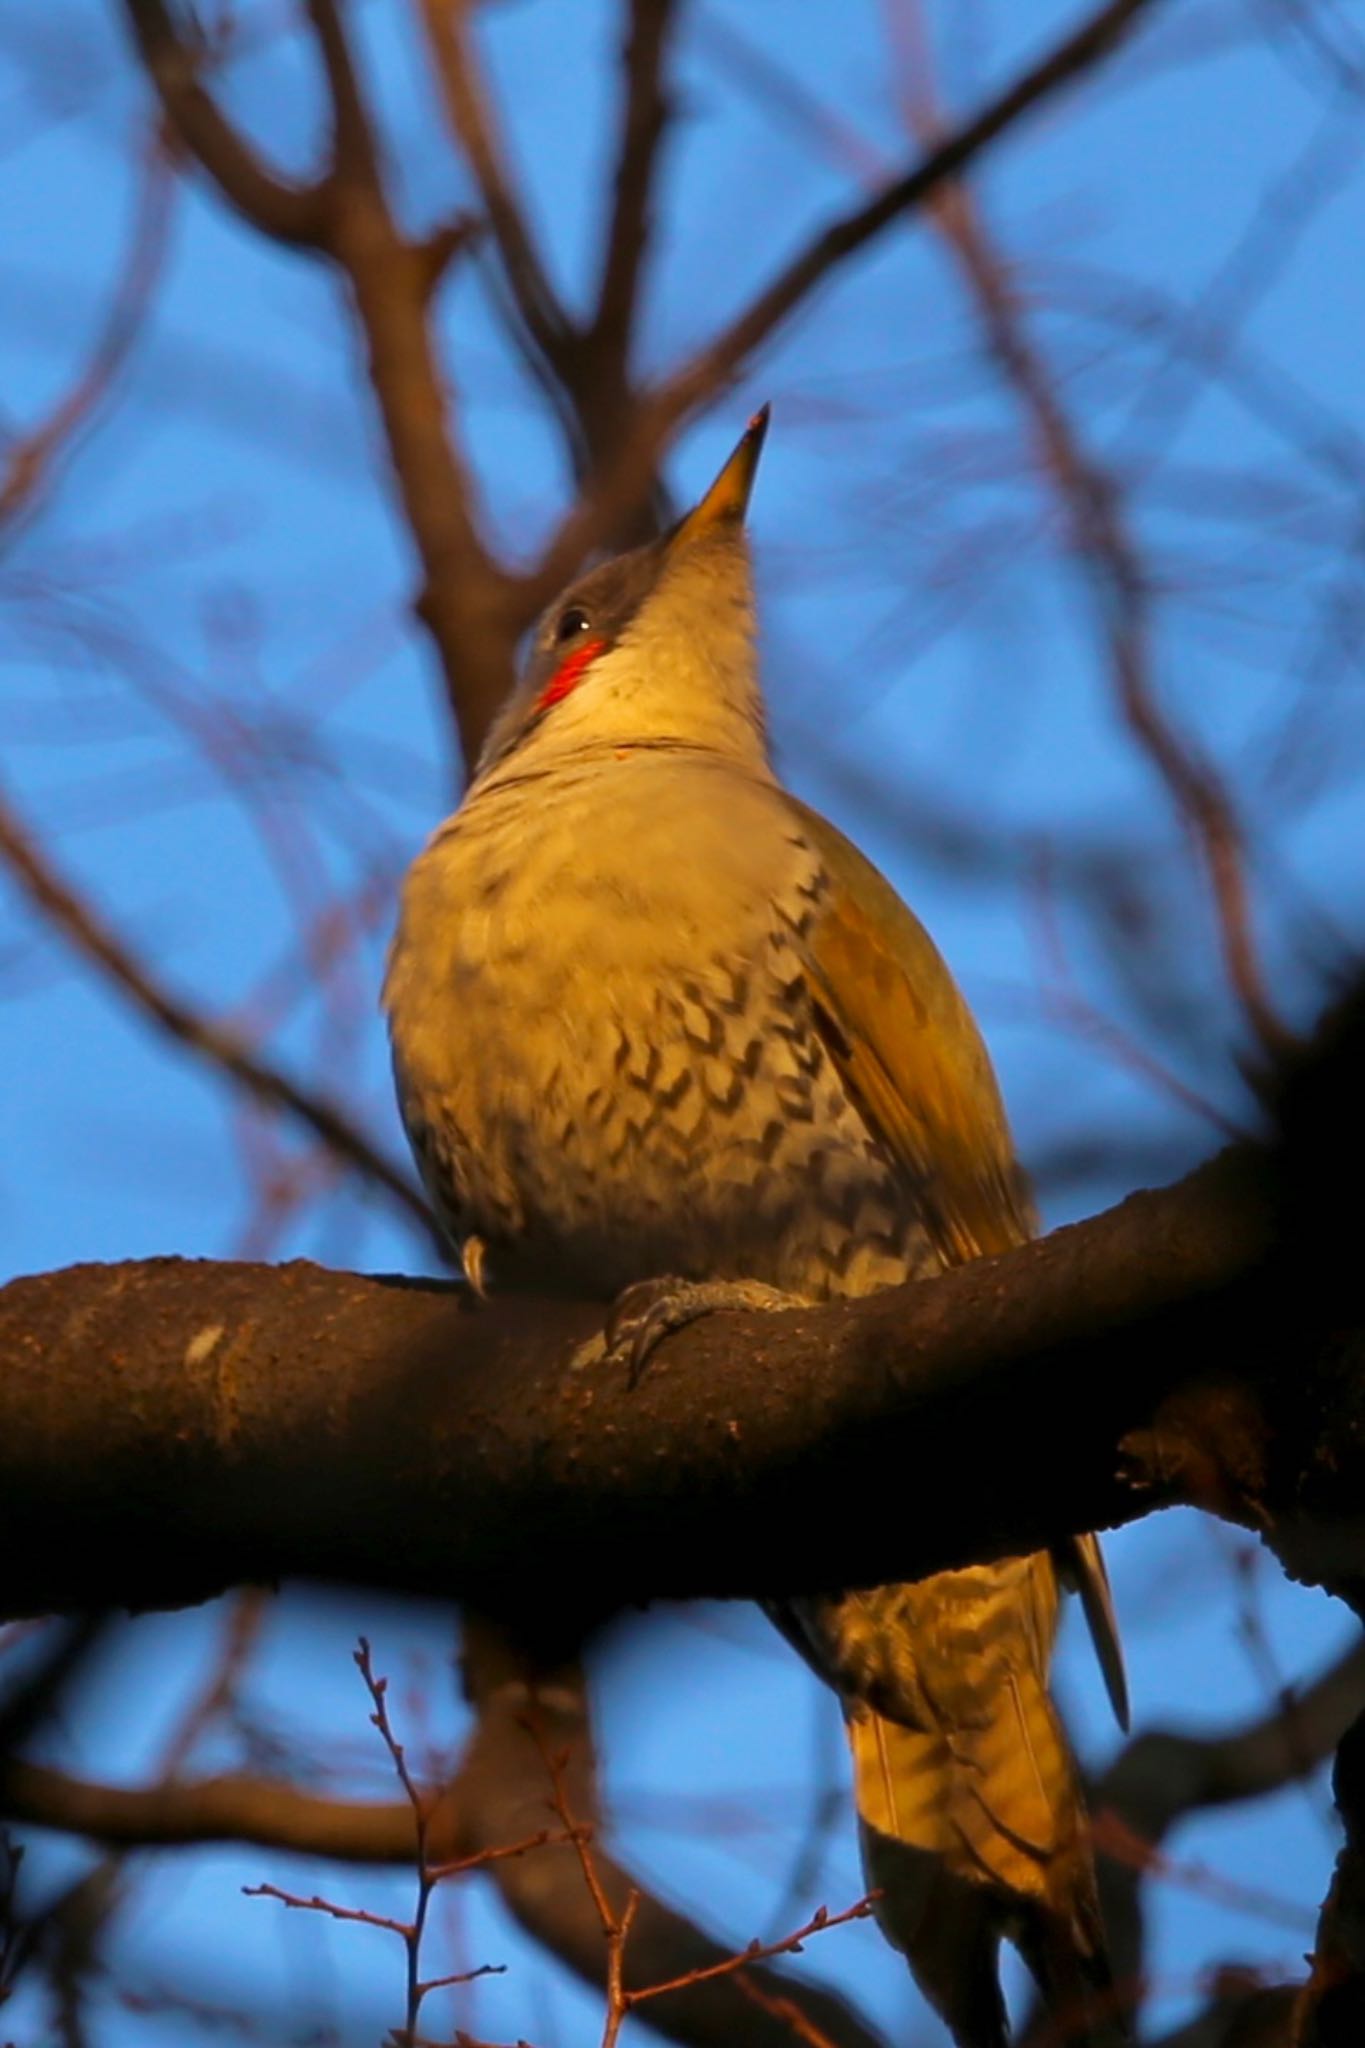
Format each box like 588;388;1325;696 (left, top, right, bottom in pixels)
791;800;1129;1730
790;799;1033;1264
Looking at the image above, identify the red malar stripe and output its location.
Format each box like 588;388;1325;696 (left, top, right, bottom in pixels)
536;636;607;713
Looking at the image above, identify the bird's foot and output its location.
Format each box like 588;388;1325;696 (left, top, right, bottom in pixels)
604;1276;801;1386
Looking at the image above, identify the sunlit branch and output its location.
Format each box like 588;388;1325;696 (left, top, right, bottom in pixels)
6;996;1363;1620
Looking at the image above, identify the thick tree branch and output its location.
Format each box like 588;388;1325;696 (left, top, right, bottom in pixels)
4;1006;1363;1623
1302;1705;1365;2047
9;1640;1355;2048
2;997;1362;2039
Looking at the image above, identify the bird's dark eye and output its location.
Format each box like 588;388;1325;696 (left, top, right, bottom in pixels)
555;606;592;645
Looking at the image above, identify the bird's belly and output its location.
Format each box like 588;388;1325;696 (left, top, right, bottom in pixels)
392;870;922;1300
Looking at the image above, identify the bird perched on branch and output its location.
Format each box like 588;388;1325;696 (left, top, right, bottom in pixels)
385;410;1129;2048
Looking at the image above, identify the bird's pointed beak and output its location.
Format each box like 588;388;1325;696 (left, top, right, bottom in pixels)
667;405;770;556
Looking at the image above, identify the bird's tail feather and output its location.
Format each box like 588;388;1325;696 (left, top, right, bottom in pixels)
848;1701;1123;2048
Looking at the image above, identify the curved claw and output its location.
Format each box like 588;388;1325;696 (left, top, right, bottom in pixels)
604;1276;805;1387
603;1277;688;1386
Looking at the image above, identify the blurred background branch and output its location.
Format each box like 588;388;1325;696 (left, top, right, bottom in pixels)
3;1;1364;2043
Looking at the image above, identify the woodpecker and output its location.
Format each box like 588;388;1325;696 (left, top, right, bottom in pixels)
384;411;1129;2048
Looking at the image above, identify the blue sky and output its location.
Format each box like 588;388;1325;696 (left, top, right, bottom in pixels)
3;2;1363;2042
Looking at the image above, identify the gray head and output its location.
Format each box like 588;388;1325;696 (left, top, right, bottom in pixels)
476;409;772;784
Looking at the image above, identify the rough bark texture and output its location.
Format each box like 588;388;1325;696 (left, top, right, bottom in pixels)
1;1066;1361;1629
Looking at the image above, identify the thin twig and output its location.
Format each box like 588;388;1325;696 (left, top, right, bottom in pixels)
427;1831;565;1884
627;1895;879;2008
886;1;1289;1055
679;0;1161;402
417;0;570;366
1091;1812;1316;1934
522;1708;875;2048
245;1641;520;2046
522;0;1166;611
243;1879;415;1937
307;0;381;190
0;131;174;540
0;784;438;1248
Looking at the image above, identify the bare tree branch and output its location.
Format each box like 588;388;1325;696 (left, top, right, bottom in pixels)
0;130;174;539
306;0;381;190
522;0;1167;610
0;1621;109;1763
121;0;327;245
302;0;517;766
121;0;517;768
1073;1638;1365;2030
455;1617;887;2048
121;0;1172;766
913;180;1289;1055
20;1593;267;2040
676;0;1162;400
5;970;1365;1621
2;1759;424;1862
418;0;571;367
0;781;439;1251
0;1634;890;2048
1102;1638;1365;1844
590;0;678;386
1;972;1357;1705
1301;1704;1365;2048
700;0;1287;1061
